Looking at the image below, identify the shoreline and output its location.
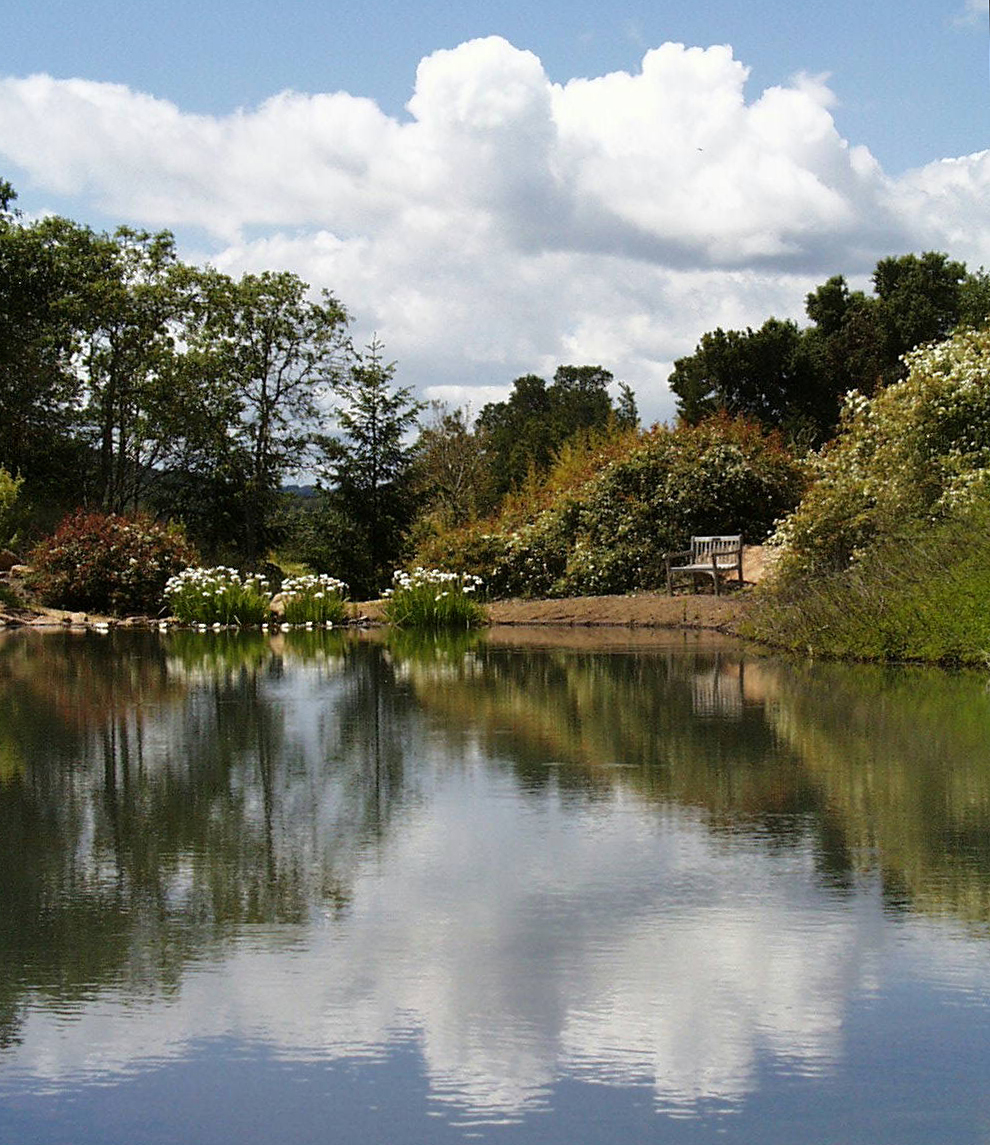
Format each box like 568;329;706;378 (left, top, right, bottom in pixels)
0;589;754;636
0;546;767;635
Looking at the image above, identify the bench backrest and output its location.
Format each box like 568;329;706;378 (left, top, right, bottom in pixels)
691;535;742;565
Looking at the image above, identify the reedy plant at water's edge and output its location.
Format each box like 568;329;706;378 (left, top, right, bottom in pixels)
382;567;486;628
279;573;349;625
164;566;271;626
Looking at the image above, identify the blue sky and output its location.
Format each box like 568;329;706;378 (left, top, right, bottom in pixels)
2;0;987;423
7;0;987;171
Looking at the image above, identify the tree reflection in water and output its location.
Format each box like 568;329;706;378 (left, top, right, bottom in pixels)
1;627;990;1133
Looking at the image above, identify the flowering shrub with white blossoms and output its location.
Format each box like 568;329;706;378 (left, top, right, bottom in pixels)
279;573;349;625
416;415;804;598
382;567;485;628
770;323;990;577
164;566;271;625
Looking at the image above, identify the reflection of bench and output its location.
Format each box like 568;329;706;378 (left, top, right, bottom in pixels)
664;535;743;597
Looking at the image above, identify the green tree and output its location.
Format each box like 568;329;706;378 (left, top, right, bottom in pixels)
410;402;495;527
614;381;640;429
476;364;629;495
669;319;831;444
872;251;967;362
959;267;990;329
674;251;982;445
67;227;194;513
2;215;201;516
0;201;95;511
181;269;350;561
310;339;423;597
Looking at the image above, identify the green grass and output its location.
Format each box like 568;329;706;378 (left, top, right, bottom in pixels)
746;509;990;664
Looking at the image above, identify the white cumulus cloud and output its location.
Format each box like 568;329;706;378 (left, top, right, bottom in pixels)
0;36;985;424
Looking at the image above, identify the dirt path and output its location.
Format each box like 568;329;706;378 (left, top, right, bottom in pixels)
353;546;768;634
484;591;750;631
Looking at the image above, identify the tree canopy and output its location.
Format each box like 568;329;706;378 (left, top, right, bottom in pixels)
476;364;637;496
671;251;989;445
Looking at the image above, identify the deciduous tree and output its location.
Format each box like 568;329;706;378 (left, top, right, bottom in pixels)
476;364;631;495
181;269;350;560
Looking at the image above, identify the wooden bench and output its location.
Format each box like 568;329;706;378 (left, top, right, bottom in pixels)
664;535;743;597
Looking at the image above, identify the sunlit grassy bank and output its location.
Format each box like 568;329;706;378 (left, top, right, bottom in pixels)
744;511;990;664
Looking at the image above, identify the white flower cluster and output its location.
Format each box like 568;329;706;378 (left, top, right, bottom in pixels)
164;566;270;598
382;567;483;597
769;323;990;574
281;573;348;599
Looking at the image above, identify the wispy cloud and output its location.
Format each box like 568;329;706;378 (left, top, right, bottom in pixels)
952;0;988;27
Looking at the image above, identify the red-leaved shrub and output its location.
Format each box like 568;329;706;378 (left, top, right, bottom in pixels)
27;511;199;616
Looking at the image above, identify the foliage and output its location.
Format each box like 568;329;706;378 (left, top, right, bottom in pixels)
752;323;990;662
27;510;198;616
671;251;981;445
279;573;349;625
178;268;351;562
770;324;990;577
670;318;830;444
746;505;990;664
382;567;486;628
410;402;496;528
283;495;373;598
164;566;272;625
419;415;805;598
476;365;636;496
314;338;423;597
69;227;195;513
0;466;22;545
0;205;88;488
872;251;969;368
0;183;356;559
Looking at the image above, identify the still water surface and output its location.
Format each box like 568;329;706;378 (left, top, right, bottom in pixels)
1;626;989;1143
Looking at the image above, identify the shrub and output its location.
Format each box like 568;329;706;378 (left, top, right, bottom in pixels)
382;567;486;628
772;324;990;577
747;503;990;664
164;566;271;625
556;415;803;595
279;573;349;625
282;496;381;601
416;415;805;598
27;510;198;616
753;323;990;662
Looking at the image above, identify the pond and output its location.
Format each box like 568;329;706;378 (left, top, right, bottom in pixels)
1;626;989;1144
